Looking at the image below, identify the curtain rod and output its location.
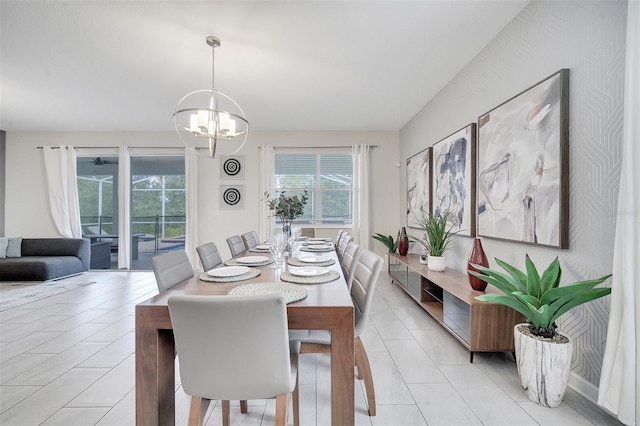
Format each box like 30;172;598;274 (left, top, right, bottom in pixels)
259;145;378;149
36;146;182;150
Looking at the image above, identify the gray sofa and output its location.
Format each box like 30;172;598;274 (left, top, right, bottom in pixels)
0;238;90;281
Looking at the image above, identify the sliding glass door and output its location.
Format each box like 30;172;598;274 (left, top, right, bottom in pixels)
130;156;186;270
76;151;186;270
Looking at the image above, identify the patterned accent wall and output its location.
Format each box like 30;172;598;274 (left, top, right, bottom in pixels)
400;0;627;386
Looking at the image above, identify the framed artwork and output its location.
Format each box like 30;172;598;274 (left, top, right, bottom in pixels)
220;155;244;179
219;185;244;209
432;123;476;236
477;68;569;248
406;147;431;228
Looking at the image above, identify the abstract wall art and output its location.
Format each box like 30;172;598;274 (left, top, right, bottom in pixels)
220;155;244;179
477;69;569;248
219;185;244;209
406;148;431;228
432;123;476;236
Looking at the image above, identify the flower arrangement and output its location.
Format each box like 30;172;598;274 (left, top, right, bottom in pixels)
264;190;309;234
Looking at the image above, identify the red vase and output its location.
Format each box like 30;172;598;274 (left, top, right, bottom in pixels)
467;238;489;291
398;227;409;256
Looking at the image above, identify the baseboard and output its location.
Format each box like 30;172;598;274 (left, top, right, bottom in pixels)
569;372;599;404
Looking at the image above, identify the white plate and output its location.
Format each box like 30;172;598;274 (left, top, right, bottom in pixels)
303;241;328;246
288;266;330;277
305;244;333;250
207;266;251;278
255;244;270;250
236;255;270;264
299;256;330;263
309;237;332;241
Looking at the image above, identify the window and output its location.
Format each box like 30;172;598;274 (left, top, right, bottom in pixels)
274;151;353;226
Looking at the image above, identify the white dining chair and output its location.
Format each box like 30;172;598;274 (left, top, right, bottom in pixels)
150;250;194;292
340;241;362;292
241;231;259;250
226;235;246;257
196;242;223;272
168;294;300;426
291;249;383;416
337;232;354;262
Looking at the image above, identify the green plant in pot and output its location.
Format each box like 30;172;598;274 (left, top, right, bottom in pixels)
409;210;461;271
469;255;612;408
371;231;400;253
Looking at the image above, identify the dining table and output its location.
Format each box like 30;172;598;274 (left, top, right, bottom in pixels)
135;244;355;425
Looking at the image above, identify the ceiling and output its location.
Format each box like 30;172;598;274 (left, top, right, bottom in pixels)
0;1;529;133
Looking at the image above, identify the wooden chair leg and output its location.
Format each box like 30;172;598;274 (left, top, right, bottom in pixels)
274;393;289;426
355;337;376;416
240;400;248;414
222;400;231;426
188;396;211;426
292;373;300;426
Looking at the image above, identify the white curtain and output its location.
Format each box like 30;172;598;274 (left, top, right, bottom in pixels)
598;2;640;425
259;145;275;242
42;146;82;238
185;148;200;269
117;145;131;270
352;144;372;250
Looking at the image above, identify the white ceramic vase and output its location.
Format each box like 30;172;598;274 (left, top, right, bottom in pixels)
427;255;446;271
514;323;573;408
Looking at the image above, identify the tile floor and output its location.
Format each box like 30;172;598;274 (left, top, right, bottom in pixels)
0;271;622;425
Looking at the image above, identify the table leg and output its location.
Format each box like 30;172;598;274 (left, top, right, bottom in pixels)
331;307;355;425
136;308;175;426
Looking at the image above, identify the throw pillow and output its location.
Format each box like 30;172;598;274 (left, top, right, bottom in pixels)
0;238;8;258
6;237;23;258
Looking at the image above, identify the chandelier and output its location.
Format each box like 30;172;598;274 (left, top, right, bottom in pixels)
172;36;249;158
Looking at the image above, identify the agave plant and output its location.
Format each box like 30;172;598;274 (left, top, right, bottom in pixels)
408;210;461;257
470;255;612;339
372;231;400;253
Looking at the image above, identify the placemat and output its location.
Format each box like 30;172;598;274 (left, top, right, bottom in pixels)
228;282;308;304
198;268;261;283
249;248;271;253
300;247;335;253
224;258;274;267
280;269;341;284
287;257;336;267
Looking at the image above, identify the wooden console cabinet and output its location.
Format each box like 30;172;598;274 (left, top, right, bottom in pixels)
388;253;524;362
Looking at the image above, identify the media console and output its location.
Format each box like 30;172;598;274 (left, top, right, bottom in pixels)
387;253;524;362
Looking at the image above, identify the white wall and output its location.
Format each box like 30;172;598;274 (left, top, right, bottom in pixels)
399;0;626;392
4;130;399;260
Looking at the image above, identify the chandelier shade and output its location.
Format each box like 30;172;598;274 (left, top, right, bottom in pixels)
172;36;249;159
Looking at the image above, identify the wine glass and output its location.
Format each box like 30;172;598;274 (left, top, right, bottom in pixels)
269;232;287;268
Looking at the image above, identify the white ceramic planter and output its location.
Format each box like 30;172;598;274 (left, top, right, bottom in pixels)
427;255;446;271
514;323;573;408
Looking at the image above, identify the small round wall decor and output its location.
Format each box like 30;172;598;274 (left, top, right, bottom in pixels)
220;185;244;209
220;155;244;179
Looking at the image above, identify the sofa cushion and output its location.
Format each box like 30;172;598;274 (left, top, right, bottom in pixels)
6;237;23;258
0;238;8;258
0;256;85;281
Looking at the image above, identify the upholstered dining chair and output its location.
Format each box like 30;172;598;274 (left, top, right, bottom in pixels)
300;228;315;238
241;231;259;250
291;249;383;416
196;242;223;272
150;250;194;292
340;241;362;292
226;235;246;257
337;232;354;262
168;294;300;426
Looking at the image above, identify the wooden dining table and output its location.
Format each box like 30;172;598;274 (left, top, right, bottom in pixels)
135;247;355;425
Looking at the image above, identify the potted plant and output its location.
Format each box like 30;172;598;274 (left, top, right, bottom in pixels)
264;190;309;237
469;255;612;408
371;231;400;253
409;210;461;271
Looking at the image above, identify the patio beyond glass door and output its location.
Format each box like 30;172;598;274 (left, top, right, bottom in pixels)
130;156;186;270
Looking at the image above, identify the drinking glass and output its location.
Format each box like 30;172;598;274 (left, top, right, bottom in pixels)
269;232;287;268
